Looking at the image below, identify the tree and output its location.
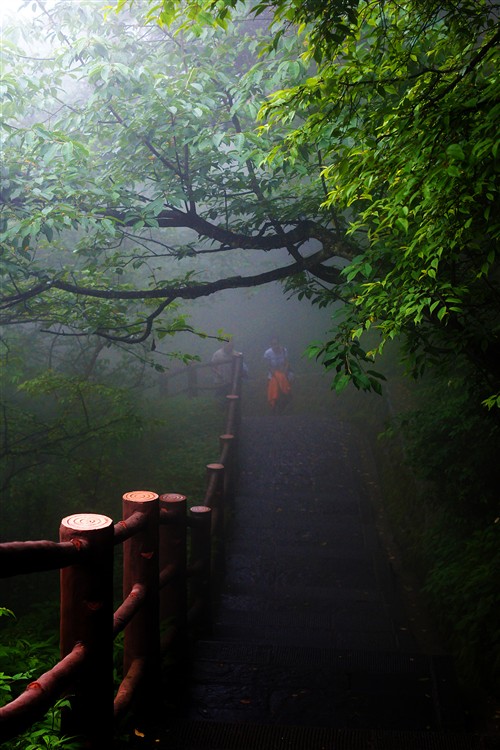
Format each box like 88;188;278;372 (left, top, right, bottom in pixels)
112;0;500;696
127;0;500;405
1;0;352;357
2;0;499;403
2;0;500;695
1;0;358;509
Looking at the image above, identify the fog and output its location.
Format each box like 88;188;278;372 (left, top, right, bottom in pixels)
161;282;336;375
0;0;407;562
1;2;497;728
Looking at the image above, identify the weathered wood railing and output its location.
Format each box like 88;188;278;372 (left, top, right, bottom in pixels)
0;353;244;748
159;358;218;398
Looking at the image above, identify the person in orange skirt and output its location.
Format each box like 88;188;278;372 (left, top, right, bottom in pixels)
263;337;293;414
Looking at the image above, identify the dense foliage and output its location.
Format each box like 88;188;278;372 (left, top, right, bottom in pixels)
1;0;329;502
118;0;500;696
1;0;348;349
377;372;500;694
0;607;78;750
131;0;500;405
2;0;499;402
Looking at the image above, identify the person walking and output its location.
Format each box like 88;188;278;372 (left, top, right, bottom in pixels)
211;338;248;403
263;336;293;414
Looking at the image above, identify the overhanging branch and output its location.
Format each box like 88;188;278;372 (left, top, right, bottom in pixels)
1;246;344;311
51;247;343;301
0;247;345;343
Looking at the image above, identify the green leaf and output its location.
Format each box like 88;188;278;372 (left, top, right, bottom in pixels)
446;144;465;161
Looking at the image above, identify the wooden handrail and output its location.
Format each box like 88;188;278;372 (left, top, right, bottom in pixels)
0;643;87;739
0;538;90;576
0;355;244;747
160;349;246;399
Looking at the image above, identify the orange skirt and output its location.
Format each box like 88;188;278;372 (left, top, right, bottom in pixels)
267;371;292;408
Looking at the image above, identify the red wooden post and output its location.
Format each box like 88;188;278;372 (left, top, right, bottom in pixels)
122;490;160;729
225;394;241;440
59;513;114;748
205;463;225;582
224;395;240;490
229;352;243;396
219;433;235;505
188;505;212;636
158;493;187;653
158;493;188;717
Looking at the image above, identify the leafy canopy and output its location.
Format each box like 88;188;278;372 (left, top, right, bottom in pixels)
1;0;349;351
1;0;499;403
126;0;500;404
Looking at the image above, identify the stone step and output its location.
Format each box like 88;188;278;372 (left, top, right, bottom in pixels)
143;720;496;750
193;641;451;674
188;642;465;733
210;603;417;652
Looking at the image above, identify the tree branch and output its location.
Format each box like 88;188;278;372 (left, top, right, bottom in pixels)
52;246;342;300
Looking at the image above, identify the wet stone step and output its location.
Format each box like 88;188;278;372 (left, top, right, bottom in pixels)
162;416;479;746
192;642;450;675
187;645;465;732
133;722;498;750
210;607;406;651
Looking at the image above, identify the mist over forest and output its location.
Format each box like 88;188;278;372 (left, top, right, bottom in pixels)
163;283;332;368
0;0;499;731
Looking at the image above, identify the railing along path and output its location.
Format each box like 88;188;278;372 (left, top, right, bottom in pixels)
0;354;244;748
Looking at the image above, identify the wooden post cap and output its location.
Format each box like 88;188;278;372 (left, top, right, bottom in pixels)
159;493;187;503
122;491;159;503
61;513;113;530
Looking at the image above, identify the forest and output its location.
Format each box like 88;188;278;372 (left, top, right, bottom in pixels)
1;0;499;745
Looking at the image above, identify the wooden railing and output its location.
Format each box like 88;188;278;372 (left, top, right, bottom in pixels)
159;358;221;398
0;354;244;748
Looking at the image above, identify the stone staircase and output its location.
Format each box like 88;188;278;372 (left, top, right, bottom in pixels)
136;416;497;750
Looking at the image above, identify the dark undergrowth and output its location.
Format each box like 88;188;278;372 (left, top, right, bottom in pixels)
340;370;500;734
1;392;225;613
0;390;225;749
